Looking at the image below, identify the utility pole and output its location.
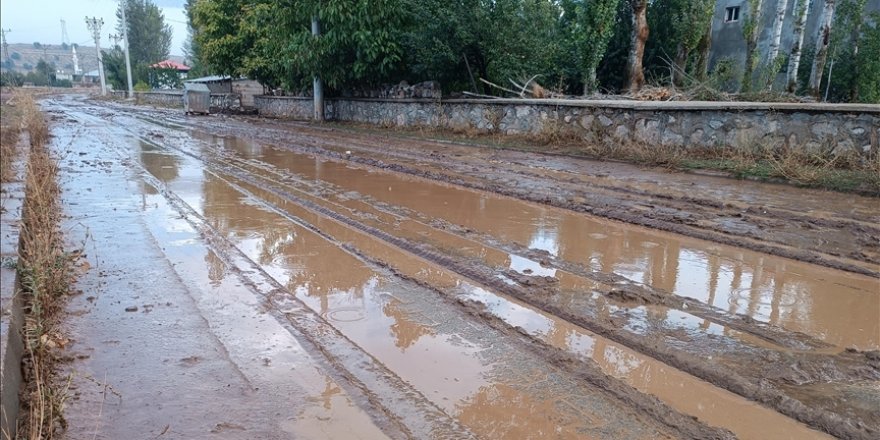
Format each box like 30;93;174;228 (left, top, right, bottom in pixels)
311;15;324;121
119;0;134;98
1;29;10;60
60;19;69;45
85;17;107;96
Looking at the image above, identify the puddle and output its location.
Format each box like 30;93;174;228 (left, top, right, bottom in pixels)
461;286;832;440
209;135;878;350
138;142;678;438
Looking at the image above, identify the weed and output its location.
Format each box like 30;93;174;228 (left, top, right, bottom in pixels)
9;91;74;440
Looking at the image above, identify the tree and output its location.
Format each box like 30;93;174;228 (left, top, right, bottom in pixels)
645;0;713;86
117;0;173;82
787;0;811;92
563;0;621;94
626;0;649;93
102;47;128;90
183;0;205;77
401;0;487;92
766;0;790;89
33;42;41;49
808;0;837;97
855;12;880;103
741;0;764;92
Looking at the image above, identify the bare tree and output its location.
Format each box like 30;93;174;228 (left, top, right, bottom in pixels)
627;0;649;93
786;0;811;92
808;0;837;97
766;0;790;89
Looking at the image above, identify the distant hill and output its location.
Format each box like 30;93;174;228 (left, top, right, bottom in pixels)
2;43;188;74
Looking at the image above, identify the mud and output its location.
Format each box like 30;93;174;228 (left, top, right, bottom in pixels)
42;95;880;439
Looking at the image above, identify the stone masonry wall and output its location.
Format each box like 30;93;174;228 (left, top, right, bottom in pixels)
254;96;880;156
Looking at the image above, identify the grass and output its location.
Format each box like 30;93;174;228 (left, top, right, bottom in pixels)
332;120;880;195
1;90;24;183
7;91;73;439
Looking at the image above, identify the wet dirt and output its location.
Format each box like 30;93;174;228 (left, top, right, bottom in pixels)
44;95;880;439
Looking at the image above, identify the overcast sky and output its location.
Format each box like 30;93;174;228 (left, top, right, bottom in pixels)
0;0;188;56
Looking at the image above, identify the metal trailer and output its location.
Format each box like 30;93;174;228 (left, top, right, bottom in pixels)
183;82;211;115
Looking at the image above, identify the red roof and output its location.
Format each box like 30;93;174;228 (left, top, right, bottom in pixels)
150;60;191;71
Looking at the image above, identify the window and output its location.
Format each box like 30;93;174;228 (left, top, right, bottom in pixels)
725;6;741;22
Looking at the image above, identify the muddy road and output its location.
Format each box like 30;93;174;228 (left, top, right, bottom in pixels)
47;95;878;439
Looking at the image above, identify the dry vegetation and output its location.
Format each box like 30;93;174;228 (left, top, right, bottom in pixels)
0;91;24;184
345;119;880;195
6;91;73;439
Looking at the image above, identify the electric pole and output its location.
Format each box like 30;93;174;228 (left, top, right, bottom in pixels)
60;19;69;46
120;0;134;98
85;17;107;96
311;15;324;121
1;29;10;60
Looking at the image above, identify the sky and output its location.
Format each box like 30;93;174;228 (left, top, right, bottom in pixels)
0;0;188;56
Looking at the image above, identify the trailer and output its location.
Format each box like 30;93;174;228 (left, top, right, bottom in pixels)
183;82;211;115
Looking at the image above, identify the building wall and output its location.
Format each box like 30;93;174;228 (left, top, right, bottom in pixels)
254;96;879;157
709;0;880;89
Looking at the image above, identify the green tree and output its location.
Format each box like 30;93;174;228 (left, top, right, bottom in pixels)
35;59;56;85
102;47;128;90
562;0;621;94
401;0;486;92
645;0;714;86
183;0;205;77
854;11;880;103
117;0;173;82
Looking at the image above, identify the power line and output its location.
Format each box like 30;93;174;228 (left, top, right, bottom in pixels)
85;17;107;95
60;19;69;45
1;29;10;60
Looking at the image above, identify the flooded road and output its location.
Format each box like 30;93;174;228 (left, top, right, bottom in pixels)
49;96;877;439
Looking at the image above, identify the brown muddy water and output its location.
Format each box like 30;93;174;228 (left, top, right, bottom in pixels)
208;134;879;351
47;96;878;439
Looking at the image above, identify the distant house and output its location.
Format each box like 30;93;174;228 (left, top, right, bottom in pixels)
81;69;101;84
185;75;263;108
149;59;191;89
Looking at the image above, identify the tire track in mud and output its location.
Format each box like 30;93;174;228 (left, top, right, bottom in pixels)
85;100;880;275
68;98;879;438
201;141;834;353
159;140;875;440
101;109;877;439
124;136;721;440
55;105;477;440
140;110;879;275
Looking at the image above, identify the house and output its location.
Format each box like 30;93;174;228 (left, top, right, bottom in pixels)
150;59;191;79
149;59;191;89
708;0;880;89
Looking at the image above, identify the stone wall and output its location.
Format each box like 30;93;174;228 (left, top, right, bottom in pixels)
135;91;184;108
254;96;880;155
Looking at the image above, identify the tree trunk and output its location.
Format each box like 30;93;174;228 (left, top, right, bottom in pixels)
850;12;863;101
626;0;649;94
767;0;790;90
672;43;689;87
742;0;764;93
583;66;597;96
694;21;712;82
768;0;789;60
786;0;810;92
808;0;836;97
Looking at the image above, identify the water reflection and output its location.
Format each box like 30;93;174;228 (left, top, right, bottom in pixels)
216;134;877;349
